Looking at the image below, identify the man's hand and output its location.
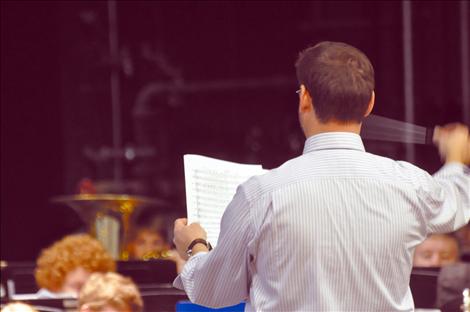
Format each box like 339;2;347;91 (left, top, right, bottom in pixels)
173;218;208;260
433;123;470;164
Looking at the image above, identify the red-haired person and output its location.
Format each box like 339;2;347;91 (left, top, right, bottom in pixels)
35;234;116;297
413;233;460;267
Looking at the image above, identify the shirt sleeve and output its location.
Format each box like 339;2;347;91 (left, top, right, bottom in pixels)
419;163;470;233
172;185;254;308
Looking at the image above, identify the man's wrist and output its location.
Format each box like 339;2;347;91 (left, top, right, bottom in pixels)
186;238;212;258
190;244;209;256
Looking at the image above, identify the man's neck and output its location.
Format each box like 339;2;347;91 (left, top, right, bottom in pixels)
304;120;362;138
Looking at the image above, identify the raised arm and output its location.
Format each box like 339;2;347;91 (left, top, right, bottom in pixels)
422;123;470;233
173;186;254;308
433;123;470;165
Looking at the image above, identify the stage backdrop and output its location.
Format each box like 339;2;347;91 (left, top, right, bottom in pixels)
1;0;467;260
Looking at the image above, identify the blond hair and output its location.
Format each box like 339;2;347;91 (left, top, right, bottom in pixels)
1;302;38;312
35;234;116;291
78;272;143;312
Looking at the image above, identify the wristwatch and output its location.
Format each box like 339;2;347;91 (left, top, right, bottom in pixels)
186;238;212;257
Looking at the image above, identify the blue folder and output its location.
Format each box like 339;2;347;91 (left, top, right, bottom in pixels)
176;301;245;311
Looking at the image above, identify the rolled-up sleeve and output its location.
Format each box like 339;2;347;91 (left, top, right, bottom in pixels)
173;186;254;308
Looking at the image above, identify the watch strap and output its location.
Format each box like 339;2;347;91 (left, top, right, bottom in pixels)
186;238;212;257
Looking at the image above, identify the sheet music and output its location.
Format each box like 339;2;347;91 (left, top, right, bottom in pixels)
184;154;266;246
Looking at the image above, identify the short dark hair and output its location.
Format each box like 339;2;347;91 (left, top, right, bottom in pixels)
295;41;375;123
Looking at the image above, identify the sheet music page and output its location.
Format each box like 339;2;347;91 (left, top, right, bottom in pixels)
184;154;266;246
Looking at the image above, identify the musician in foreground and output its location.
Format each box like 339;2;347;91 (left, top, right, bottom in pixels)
173;41;470;311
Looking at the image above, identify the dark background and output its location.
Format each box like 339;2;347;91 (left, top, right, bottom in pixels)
1;1;469;260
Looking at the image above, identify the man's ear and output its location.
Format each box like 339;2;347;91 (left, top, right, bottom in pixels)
364;90;375;117
298;85;314;114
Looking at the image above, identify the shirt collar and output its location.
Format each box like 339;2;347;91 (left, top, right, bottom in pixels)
303;132;365;154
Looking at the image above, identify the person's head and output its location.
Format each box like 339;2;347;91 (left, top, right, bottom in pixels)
127;226;169;260
1;302;38;312
455;224;470;254
78;272;143;312
295;41;375;136
35;234;116;295
413;234;460;267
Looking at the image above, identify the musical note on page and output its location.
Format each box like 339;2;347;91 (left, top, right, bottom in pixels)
184;154;266;246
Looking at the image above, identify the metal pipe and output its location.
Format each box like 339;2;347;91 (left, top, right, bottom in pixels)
402;0;415;162
133;76;295;117
107;0;123;181
461;0;469;125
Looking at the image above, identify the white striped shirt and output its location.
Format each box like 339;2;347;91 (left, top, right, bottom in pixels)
174;132;470;311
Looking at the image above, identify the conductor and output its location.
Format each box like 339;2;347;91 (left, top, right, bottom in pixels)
173;41;470;311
